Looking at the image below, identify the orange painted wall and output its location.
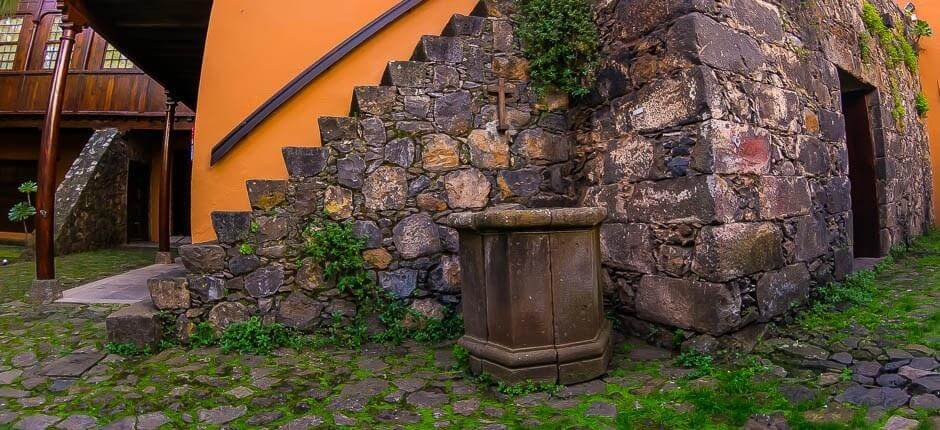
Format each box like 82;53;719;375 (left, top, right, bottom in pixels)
901;0;940;223
191;0;479;242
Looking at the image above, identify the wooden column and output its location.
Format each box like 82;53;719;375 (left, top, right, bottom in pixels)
35;16;82;280
156;95;178;263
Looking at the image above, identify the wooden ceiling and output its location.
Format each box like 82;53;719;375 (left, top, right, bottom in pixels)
68;0;212;109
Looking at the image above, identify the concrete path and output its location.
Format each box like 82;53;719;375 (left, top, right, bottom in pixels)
57;263;185;304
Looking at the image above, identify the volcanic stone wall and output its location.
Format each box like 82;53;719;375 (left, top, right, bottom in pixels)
162;0;933;342
161;2;582;338
578;0;933;342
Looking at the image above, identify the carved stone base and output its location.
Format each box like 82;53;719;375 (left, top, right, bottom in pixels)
154;251;174;265
29;279;62;305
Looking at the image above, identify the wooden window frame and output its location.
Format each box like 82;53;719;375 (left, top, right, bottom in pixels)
0;17;24;71
41;15;62;70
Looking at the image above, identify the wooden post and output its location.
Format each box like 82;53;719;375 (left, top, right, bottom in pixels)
34;17;82;281
156;95;178;264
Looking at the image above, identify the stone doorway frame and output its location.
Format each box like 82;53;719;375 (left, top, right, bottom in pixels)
837;69;888;258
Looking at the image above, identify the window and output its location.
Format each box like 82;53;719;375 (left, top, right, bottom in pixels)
0;17;23;70
42;16;62;69
102;44;133;69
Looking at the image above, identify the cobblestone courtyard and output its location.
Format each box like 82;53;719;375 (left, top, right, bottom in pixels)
2;236;940;429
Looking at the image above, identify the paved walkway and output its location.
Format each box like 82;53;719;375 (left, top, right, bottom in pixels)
56;263;184;304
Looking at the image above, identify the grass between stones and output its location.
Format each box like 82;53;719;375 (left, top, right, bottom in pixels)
4;238;940;428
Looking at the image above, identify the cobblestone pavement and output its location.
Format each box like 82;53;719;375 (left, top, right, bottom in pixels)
3;240;940;429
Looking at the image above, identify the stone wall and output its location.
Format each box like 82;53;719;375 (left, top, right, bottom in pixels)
160;0;933;342
578;0;932;342
161;1;581;337
55;128;129;255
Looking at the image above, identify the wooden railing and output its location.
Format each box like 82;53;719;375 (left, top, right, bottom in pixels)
209;0;428;165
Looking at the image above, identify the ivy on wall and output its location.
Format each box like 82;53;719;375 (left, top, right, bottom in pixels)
860;2;931;124
516;0;599;97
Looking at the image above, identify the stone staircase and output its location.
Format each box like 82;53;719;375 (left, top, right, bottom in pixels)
109;0;579;345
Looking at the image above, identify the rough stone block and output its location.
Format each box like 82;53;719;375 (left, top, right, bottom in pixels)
667;13;765;75
636;275;742;335
433;91;473;135
601;134;655;183
497;169;541;198
467;127;511;169
600;223;655;273
353;86;398;117
380;269;418;298
246;180;288;211
337;154;366;189
693;120;771;175
179;244;226;274
211;212;251;244
445;169;491;209
207;302;250;331
276;292;324;331
245;266;284;298
385;137;416;168
421;134;461;171
384;61;430;87
393;213;443;259
362;166;408;211
793;215;829;262
282;147;329;178
444;14;485;37
513;128;569;165
621;175;738;224
187;275;226;302
317;116;359;142
756;264;811;321
148;276;190;310
626;66;720;133
415;35;464;63
692;222;784;282
758;177;812;220
106;302;162;348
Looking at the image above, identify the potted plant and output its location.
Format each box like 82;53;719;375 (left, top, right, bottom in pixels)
7;181;37;259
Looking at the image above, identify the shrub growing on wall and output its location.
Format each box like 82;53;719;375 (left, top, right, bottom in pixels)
516;0;599;97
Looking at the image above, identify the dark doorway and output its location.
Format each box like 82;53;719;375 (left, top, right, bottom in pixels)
172;147;192;236
127;161;151;242
839;71;882;258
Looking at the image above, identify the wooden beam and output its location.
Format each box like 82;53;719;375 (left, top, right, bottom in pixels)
158;95;177;257
35;14;83;279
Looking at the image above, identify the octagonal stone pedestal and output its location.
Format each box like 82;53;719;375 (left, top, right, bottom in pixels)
450;207;611;385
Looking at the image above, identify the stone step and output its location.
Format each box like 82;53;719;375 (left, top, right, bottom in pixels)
105;302;162;349
210;211;252;245
246;179;289;211
351;85;399;117
317;116;360;143
382;61;432;88
443;14;485;37
470;0;513;18
412;35;464;64
282;146;330;178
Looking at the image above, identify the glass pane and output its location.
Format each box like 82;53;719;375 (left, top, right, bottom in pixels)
48;16;62;41
42;43;58;69
0;44;16;70
0;17;23;43
102;43;133;69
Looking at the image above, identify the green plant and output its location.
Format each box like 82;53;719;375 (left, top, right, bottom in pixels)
0;0;15;17
105;342;151;357
218;317;299;354
452;344;470;370
238;243;255;255
675;351;715;379
7;181;37;235
302;220;371;300
917;92;930;117
249;221;260;234
858;33;873;64
840;367;854;382
188;321;217;348
891;81;907;127
516;0;599;97
915;19;933;39
862;2;918;73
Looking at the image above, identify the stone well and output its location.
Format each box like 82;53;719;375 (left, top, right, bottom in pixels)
451;207;611;385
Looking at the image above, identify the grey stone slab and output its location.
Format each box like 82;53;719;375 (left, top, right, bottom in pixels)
39;353;106;377
58;264;184;304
